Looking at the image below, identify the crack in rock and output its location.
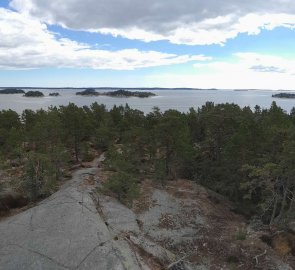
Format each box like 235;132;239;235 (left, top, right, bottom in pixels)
74;239;112;269
8;243;71;270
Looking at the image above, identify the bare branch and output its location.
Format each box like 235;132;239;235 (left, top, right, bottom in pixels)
167;254;190;269
253;250;267;265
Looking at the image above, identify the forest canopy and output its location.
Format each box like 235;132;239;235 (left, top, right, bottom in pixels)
0;101;294;226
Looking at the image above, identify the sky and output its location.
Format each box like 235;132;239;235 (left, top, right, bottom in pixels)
1;0;295;89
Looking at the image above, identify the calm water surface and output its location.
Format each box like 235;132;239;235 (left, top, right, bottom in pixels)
0;89;295;114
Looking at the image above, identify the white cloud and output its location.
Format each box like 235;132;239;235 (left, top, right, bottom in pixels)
148;53;295;89
9;0;295;45
0;8;207;70
196;53;295;75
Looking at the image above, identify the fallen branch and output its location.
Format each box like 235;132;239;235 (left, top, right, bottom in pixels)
253;250;267;265
124;236;144;270
167;254;189;269
128;234;176;264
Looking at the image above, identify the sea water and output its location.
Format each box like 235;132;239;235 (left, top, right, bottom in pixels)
0;89;295;114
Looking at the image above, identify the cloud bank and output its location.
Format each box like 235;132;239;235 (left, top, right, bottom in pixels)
195;53;295;75
151;53;295;89
0;8;207;70
10;0;295;45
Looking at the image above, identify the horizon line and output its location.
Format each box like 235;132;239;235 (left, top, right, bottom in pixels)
0;87;294;91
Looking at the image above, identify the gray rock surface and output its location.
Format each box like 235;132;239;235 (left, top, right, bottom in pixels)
138;189;205;245
0;158;142;270
98;195;140;236
1;159;292;270
96;188;209;269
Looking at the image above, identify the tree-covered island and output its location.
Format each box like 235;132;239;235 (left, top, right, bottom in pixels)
76;88;156;98
103;89;156;98
0;88;25;94
24;91;44;97
272;93;295;99
49;92;60;96
76;88;99;96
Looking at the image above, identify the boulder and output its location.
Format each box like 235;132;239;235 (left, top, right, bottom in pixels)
69;164;81;171
63;170;72;178
81;162;93;168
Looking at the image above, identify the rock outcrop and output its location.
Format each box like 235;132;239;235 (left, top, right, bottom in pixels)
0;156;149;270
0;159;294;270
95;179;295;269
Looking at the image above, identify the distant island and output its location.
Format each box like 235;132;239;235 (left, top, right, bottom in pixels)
76;89;156;98
272;93;295;99
103;89;156;98
24;91;44;97
0;88;25;94
49;92;60;97
76;88;99;96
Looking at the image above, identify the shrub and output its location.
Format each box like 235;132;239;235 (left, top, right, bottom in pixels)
235;226;247;241
22;153;57;201
102;171;139;206
81;143;95;162
154;158;167;186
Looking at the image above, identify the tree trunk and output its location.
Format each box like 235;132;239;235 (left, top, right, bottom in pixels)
270;194;278;225
74;135;79;163
287;190;294;216
276;185;287;223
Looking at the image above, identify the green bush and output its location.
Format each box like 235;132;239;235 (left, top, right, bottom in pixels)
102;171;139;206
235;227;247;241
154;158;167;186
81;143;95;162
22;153;57;201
